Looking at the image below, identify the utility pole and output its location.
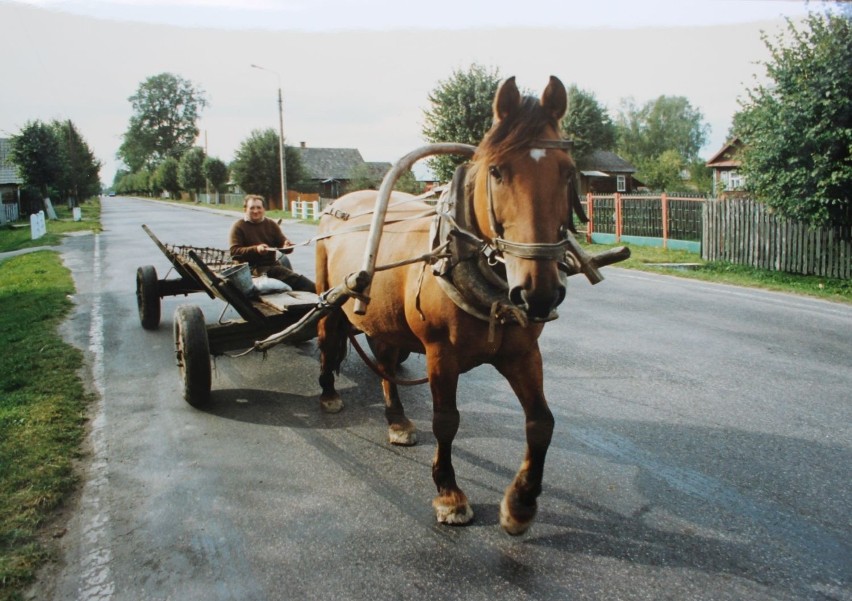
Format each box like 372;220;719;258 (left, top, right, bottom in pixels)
251;64;287;209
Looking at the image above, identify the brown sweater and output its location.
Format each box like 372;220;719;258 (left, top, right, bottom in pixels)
229;218;288;267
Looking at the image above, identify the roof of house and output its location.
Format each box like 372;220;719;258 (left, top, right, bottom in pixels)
0;138;23;186
364;161;392;181
295;146;365;180
706;137;743;168
576;150;636;174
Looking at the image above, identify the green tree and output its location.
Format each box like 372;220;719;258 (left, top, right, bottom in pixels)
118;73;207;172
52;119;101;206
561;85;616;160
617;95;709;163
178;147;206;199
616;95;709;190
733;11;851;226
422;64;502;182
9;120;63;199
230;129;303;205
153;157;180;198
202;156;229;193
394;170;423;194
638;149;684;191
346;163;383;191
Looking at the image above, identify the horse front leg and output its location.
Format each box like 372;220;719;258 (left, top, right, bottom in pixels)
494;347;554;535
317;310;348;414
428;352;473;525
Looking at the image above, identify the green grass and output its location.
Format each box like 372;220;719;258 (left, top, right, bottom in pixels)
0;201;101;253
0;252;92;601
587;241;851;304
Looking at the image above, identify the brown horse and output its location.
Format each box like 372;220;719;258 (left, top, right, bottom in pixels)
315;76;576;534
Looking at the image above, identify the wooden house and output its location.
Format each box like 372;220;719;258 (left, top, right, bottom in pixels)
706;137;746;196
575;150;639;195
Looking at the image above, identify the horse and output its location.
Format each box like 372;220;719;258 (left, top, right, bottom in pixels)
315;75;580;534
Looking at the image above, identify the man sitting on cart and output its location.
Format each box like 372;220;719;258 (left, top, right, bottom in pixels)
229;194;316;293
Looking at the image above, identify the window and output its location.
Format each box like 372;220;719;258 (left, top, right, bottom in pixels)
616;175;626;192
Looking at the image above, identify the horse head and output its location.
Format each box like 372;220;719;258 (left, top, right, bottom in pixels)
471;76;574;320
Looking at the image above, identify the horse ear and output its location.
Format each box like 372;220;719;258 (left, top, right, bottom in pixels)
541;76;568;122
493;76;521;122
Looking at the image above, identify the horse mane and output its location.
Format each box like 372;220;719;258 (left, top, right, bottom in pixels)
474;95;563;166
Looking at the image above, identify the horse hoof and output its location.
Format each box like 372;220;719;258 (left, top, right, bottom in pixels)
320;395;344;414
388;424;417;446
433;495;474;526
499;493;536;536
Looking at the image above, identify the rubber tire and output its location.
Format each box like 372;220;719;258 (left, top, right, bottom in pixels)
136;265;161;330
174;305;211;408
365;335;410;366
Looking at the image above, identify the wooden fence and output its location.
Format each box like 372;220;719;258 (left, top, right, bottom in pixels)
703;198;851;278
584;193;704;252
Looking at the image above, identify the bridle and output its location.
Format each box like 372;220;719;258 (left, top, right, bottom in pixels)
481;138;582;269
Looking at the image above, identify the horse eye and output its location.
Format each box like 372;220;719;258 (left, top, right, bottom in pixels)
489;165;502;181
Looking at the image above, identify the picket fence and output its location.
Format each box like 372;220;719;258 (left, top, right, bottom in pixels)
702;198;851;279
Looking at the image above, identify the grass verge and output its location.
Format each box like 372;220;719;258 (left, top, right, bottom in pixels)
586;241;851;304
0;199;99;600
0;201;101;253
0;252;92;601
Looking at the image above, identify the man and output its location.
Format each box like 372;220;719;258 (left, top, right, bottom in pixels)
229;194;316;293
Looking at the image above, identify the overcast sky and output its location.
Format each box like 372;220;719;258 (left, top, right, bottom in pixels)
1;0;825;183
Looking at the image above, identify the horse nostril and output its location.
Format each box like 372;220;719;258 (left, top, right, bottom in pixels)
555;285;566;308
509;286;526;308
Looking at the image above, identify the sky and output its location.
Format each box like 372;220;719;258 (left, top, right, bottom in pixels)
0;0;824;184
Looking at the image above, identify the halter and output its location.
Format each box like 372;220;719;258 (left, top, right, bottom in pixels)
483;138;578;264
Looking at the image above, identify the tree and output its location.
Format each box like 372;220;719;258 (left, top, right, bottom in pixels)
153;157;180;198
616;95;709;190
9;120;63;199
422;64;502;182
346;163;383;191
118;73;207;172
203;157;229;194
178;147;206;199
230;129;304;206
560;85;616;160
733;10;851;226
52;119;101;206
617;95;709;163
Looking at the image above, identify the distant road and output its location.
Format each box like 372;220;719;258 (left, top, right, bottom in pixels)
35;196;851;601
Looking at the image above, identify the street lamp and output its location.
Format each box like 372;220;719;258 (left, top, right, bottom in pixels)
251;63;287;209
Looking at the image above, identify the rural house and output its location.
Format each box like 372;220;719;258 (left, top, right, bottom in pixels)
706;137;746;196
0;138;23;223
575;150;639;195
294;142;390;199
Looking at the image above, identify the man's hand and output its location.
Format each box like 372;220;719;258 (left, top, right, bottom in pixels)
256;243;272;253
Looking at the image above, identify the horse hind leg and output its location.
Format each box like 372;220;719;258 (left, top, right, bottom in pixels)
317;309;348;414
371;339;417;446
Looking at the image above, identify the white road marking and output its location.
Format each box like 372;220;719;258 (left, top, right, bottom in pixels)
78;234;115;601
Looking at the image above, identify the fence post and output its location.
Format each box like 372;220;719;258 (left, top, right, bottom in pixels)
661;193;668;249
586;192;594;243
614;193;622;242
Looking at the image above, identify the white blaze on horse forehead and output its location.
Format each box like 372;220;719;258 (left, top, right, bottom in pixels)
530;148;547;162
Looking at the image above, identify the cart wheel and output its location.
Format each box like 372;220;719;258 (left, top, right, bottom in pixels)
365;335;410;366
174;305;211;408
136;265;161;330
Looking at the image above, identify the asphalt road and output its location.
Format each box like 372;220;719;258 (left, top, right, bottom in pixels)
33;196;851;601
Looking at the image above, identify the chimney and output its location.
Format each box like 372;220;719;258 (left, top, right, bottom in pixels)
300;141;306;148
